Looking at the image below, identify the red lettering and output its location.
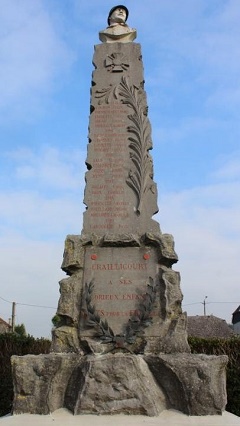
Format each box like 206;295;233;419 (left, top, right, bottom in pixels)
119;279;132;285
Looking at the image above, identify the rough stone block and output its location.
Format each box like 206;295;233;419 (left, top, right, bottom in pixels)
11;353;166;416
51;326;82;354
61;235;85;274
65;353;167;415
145;353;228;415
144;233;178;266
11;354;80;414
11;352;227;417
57;271;83;325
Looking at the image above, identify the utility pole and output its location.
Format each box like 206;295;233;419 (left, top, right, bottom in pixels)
203;296;208;316
11;301;16;332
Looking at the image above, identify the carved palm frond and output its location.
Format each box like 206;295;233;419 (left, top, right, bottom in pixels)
95;85;119;104
118;77;153;214
82;277;157;347
125;277;157;343
83;281;114;341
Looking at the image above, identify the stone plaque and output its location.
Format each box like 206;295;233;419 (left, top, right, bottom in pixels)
84;101;132;234
81;246;160;338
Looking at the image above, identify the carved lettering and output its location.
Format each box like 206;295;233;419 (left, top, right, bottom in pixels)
82;247;159;337
91;263;147;271
94;293;145;301
119;279;132;285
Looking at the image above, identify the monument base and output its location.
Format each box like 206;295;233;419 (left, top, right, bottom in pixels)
51;233;190;355
3;410;240;426
11;352;227;416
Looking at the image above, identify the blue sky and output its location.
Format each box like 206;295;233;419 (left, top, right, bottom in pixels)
0;0;240;337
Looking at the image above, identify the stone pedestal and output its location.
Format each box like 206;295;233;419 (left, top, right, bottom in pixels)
51;232;189;356
11;353;227;416
11;41;228;417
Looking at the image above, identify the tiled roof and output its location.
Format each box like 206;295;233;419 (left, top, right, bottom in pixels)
0;318;10;327
187;315;235;339
0;317;10;327
232;305;240;315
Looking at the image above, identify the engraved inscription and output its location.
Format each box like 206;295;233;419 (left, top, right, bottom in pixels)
86;101;132;232
81;247;159;338
92;77;156;216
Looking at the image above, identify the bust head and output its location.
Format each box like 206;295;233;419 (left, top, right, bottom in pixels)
108;5;129;26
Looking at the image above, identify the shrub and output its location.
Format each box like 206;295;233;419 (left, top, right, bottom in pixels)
0;333;50;417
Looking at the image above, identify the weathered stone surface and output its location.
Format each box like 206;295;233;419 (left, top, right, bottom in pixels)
160;266;183;319
145;354;228;416
81;245;160;337
12;353;166;416
51;326;82;354
65;353;166;415
11;354;80;414
51;233;190;355
143;233;178;266
61;235;85;274
102;233;141;246
78;244;190;354
11;352;227;417
143;313;190;354
56;271;83;325
82;43;160;237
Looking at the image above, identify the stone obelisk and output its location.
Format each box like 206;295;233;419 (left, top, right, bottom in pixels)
53;5;189;356
11;6;228;417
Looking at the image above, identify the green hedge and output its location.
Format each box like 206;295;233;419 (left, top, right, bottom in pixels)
0;334;240;417
0;333;51;417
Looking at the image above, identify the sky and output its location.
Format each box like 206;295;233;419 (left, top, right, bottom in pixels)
0;0;240;338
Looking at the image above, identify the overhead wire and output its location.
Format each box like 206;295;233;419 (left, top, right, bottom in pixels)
1;295;239;311
0;295;12;304
0;295;56;310
183;301;240;307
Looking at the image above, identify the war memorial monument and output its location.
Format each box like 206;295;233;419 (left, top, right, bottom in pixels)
11;5;229;419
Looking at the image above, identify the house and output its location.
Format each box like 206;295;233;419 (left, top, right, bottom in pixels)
0;317;11;334
232;305;240;335
187;315;235;339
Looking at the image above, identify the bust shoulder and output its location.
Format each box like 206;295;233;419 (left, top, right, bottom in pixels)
99;23;137;43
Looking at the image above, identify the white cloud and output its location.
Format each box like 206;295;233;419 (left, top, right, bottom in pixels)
153;116;220;146
142;0;240;115
0;234;64;338
0;0;75;122
0;191;83;237
9;146;86;191
210;150;240;181
0;145;86;336
0;146;86;238
157;170;240;322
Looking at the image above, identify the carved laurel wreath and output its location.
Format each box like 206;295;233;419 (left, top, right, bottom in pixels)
95;76;154;215
82;277;157;347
